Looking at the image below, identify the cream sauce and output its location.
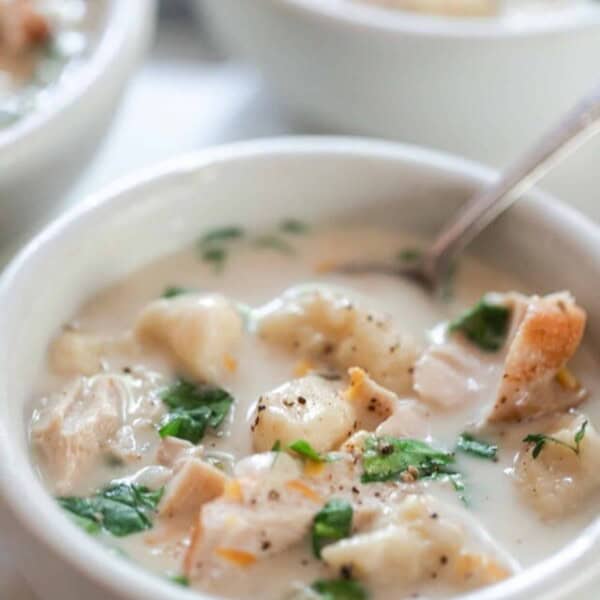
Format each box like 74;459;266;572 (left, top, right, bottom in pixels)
29;226;600;599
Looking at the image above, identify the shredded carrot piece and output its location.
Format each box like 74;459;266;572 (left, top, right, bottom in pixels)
344;366;366;400
223;479;243;502
214;547;257;567
303;460;326;478
556;367;580;391
223;353;238;373
294;359;314;378
314;260;335;274
285;479;323;503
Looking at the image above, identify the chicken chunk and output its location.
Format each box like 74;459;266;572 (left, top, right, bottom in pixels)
135;294;243;383
414;292;586;423
514;415;600;519
345;367;429;437
156;436;203;469
49;330;140;377
0;0;50;55
251;375;355;453
31;371;164;494
159;458;228;519
322;494;511;590
258;288;418;395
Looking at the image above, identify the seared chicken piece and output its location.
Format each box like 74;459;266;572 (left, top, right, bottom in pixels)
31;371;164;494
135;294;243;383
514;415;600;519
258;288;418;395
415;292;586;423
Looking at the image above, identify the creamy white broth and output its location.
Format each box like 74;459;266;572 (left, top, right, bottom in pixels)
29;225;600;599
0;0;94;127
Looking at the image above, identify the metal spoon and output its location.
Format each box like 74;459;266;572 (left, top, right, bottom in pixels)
336;82;600;294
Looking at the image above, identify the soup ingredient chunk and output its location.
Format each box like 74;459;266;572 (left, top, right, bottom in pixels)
514;415;600;518
0;0;50;55
159;457;228;519
415;292;586;422
321;494;510;589
135;294;243;383
251;374;355;453
258;288;418;395
31;371;164;494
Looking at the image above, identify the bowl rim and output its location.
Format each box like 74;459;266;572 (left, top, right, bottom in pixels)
2;136;600;600
274;0;600;39
0;0;156;177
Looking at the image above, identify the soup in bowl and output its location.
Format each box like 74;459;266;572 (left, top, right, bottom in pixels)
1;138;600;600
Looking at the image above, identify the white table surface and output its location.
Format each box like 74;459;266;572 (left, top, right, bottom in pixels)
1;4;599;599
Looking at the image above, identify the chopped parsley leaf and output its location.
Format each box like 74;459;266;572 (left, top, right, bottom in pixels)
397;248;422;262
288;439;330;462
199;226;244;244
449;297;510;352
169;574;190;587
524;420;588;459
456;433;498;460
311;578;368;600
200;246;227;272
161;286;192;299
361;435;455;483
312;499;353;558
254;234;294;254
159;379;234;444
58;483;164;537
280;219;309;234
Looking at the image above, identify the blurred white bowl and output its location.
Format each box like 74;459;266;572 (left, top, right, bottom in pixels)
196;0;600;169
1;137;600;600
0;0;156;252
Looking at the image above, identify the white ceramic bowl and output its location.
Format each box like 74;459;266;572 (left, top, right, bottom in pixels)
196;0;600;168
1;137;600;600
0;0;156;252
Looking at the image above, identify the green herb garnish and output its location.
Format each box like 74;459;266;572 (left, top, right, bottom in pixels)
361;435;455;483
397;248;422;262
58;483;164;537
162;286;192;299
311;579;367;600
159;379;234;444
280;219;309;234
200;226;244;244
288;439;330;462
169;574;190;587
200;247;227;272
524;420;588;459
456;433;498;460
312;499;353;558
449;298;510;352
254;234;294;254
272;440;282;452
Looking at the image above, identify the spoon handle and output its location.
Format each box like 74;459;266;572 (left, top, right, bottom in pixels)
425;81;600;285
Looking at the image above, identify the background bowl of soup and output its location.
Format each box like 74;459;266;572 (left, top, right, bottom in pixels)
0;0;156;253
196;0;600;168
1;137;600;600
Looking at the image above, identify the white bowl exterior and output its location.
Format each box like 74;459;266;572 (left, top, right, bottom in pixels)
198;1;600;165
0;0;157;252
2;138;600;599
